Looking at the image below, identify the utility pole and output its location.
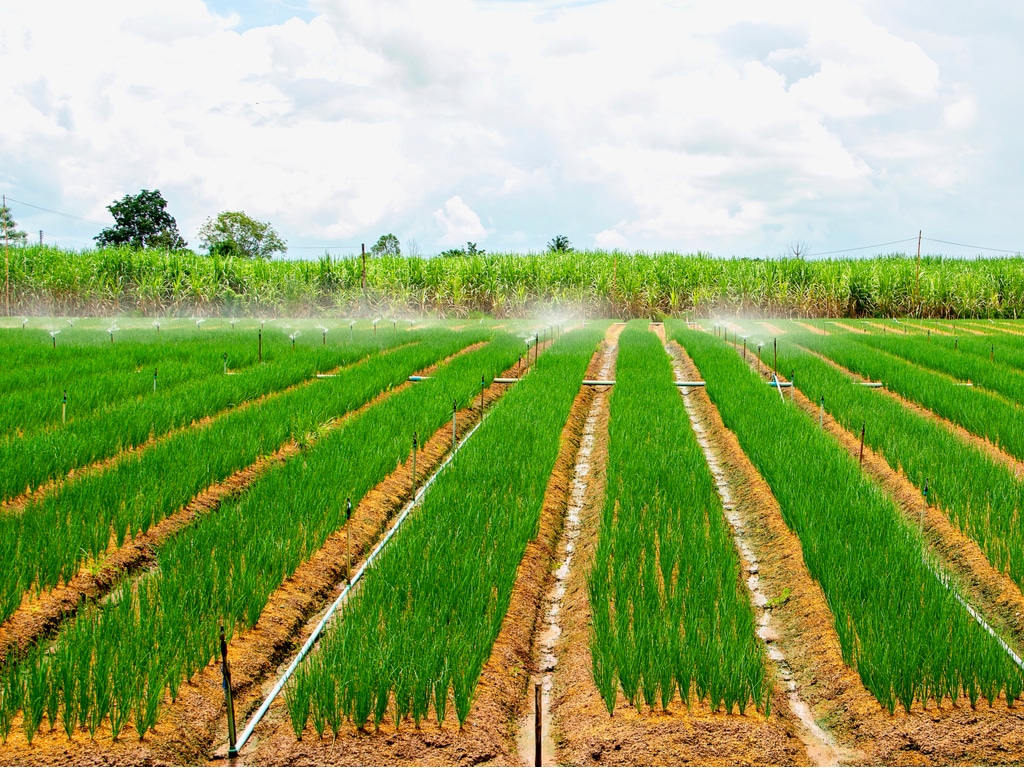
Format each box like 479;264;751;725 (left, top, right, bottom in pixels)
4;194;9;317
915;230;922;314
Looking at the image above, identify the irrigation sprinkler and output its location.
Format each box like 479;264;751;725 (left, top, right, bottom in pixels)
62;390;67;424
955;336;958;351
319;326;328;346
258;328;263;363
50;330;58;348
108;327;115;343
349;320;356;342
21;317;27;329
153;368;158;392
534;333;539;366
859;422;865;465
196;318;205;330
153;321;160;334
819;395;824;429
290;331;300;351
790;371;795;402
223;352;228;375
392;318;397;333
345;497;352;583
66;318;74;327
480;374;486;414
757;342;763;371
220;625;238;758
373;318;380;337
452;400;458;451
230;317;236;329
991;345;995;363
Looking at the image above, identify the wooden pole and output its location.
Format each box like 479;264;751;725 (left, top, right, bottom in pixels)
534;682;542;767
220;625;238;757
345;497;352;582
915;229;922;314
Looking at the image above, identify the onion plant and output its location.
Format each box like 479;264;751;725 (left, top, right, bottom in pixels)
589;321;766;715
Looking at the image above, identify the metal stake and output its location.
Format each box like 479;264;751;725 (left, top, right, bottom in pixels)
345;497;352;583
220;625;238;758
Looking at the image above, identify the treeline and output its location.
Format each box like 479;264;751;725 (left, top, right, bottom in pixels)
5;245;1024;318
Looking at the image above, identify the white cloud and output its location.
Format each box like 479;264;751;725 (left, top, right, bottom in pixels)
0;0;1017;255
433;196;487;245
594;228;629;250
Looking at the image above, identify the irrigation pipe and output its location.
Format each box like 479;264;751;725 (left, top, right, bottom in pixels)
926;557;1024;672
232;406;494;753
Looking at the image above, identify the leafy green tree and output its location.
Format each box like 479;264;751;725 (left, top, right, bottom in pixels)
438;241;485;258
547;235;572;253
0;205;27;246
371;233;401;257
198;211;287;259
95;189;187;250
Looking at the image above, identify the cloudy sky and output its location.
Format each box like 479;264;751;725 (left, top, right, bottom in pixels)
1;0;1022;257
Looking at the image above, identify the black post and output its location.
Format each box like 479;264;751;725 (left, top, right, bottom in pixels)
153;368;158;392
480;375;485;414
534;682;542;767
411;432;418;497
223;352;228;375
220;625;237;757
859;423;865;465
258;328;263;364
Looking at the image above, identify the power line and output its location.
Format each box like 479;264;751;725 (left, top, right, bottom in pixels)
4;196;109;227
807;237;919;257
922;237;1022;255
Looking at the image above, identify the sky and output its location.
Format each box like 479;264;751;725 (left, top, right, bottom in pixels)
1;0;1022;258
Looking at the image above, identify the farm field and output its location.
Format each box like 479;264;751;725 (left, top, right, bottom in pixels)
3;316;1024;766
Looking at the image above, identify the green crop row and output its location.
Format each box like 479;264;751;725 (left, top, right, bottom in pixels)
0;330;404;503
765;334;1024;595
843;330;1024;405
589;322;766;716
0;332;526;743
794;332;1024;463
669;323;1023;714
284;324;606;737
0;327;488;628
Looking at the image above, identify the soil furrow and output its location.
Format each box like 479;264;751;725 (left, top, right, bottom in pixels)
794;321;827;335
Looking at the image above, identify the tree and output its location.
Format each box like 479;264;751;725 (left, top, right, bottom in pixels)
371;233;401;257
547;235;572;253
438;241;485;258
198;211;287;259
0;205;27;247
95;189;187;250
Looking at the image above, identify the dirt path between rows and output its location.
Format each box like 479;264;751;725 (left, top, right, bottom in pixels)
724;338;1024;764
900;321;953;336
0;342;480;667
236;335;596;766
794;321;827;335
760;322;786;336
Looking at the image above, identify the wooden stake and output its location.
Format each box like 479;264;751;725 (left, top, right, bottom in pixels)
859;422;865;465
819;395;824;429
411;432;418;497
534;682;542;767
452;400;458;451
345;497;352;582
220;625;238;757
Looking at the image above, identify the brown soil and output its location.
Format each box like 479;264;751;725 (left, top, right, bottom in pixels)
237;333;603;766
760;322;786;336
942;323;988;336
793;322;827;335
833;321;871;334
0;341;471;669
901;322;953;336
720;340;1024;764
